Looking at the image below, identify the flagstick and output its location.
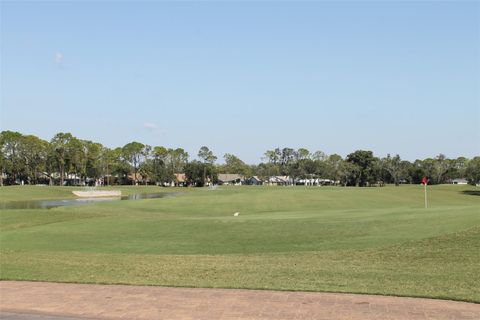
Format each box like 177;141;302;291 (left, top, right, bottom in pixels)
424;183;428;209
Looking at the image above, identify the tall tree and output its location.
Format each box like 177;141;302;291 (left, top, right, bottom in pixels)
465;157;480;185
324;154;344;184
263;149;281;180
0;131;23;183
18;135;49;184
67;137;87;185
280;148;296;168
223;153;249;175
382;154;407;186
198;146;217;186
122;142;145;184
0;140;6;186
43;143;56;186
50;132;74;186
151;146;169;185
138;160;154;185
448;157;469;180
432;154;451;184
111;147;131;184
264;149;280;165
296;148;311;161
294;148;312;182
312;150;327;161
342;161;361;187
185;160;217;187
346;150;378;186
169;148;189;179
83;141;103;184
100;147;115;186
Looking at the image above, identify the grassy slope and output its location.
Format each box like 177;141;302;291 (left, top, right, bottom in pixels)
1;185;479;302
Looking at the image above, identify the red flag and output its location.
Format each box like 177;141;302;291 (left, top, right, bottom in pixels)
421;176;428;185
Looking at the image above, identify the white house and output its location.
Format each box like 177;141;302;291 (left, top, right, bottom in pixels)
268;176;293;186
297;178;335;186
452;178;468;185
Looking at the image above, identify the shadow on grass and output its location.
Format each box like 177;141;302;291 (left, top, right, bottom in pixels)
461;190;480;196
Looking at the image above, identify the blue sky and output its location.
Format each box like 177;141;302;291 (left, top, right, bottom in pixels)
1;1;479;163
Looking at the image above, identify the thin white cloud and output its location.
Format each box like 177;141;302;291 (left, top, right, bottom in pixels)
54;51;64;65
143;122;157;130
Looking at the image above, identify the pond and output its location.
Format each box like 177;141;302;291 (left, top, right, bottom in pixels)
0;192;174;210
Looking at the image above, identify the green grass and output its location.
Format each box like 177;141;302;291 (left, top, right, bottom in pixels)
0;185;175;202
1;185;479;302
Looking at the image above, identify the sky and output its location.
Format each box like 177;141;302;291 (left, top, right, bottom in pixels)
1;1;479;163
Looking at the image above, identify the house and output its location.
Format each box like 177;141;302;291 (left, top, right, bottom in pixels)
268;176;293;186
318;178;336;186
245;176;263;185
64;173;82;186
296;178;335;186
127;172;142;185
173;173;186;187
217;173;244;185
452;178;468;185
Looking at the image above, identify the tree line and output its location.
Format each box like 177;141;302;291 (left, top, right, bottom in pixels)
1;130;479;187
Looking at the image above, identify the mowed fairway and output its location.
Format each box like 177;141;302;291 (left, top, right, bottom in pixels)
1;185;479;302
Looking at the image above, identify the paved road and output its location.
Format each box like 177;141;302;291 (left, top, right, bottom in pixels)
1;281;479;320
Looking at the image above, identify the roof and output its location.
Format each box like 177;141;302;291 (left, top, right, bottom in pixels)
174;173;186;182
268;176;291;183
218;173;244;182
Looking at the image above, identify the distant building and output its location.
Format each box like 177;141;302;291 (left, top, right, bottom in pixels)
268;176;293;186
245;176;263;185
296;178;335;186
174;173;186;187
452;178;468;185
217;174;244;185
64;173;82;186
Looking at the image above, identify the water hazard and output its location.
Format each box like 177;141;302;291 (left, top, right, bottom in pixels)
0;192;173;210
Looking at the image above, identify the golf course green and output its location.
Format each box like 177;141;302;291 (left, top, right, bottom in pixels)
1;185;479;302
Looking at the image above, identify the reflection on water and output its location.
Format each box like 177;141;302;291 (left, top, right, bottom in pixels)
0;193;172;210
121;193;170;200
